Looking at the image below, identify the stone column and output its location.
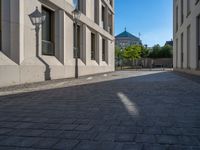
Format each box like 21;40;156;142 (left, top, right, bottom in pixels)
82;24;90;65
55;10;65;64
10;0;24;64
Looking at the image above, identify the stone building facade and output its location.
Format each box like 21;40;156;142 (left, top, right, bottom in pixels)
173;0;200;75
115;29;142;49
0;0;115;87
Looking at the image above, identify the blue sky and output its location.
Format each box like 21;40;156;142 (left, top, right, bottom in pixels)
115;0;173;47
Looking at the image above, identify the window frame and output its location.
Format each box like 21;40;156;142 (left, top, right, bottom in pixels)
176;38;179;68
91;32;96;60
181;0;184;25
176;5;179;32
187;25;191;68
41;6;55;56
187;0;191;17
102;38;106;61
181;32;184;69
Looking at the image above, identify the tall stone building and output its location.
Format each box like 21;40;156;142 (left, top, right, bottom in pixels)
173;0;200;75
0;0;115;87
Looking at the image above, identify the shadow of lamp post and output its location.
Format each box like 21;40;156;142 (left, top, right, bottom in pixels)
29;7;51;80
29;7;46;58
72;0;81;79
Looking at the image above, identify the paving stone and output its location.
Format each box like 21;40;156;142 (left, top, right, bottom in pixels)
60;124;78;131
0;136;39;147
0;146;36;150
59;131;80;139
156;135;179;145
73;141;99;150
77;132;98;140
95;133;115;142
74;119;90;125
168;145;193;150
115;134;135;142
144;127;162;135
75;125;93;131
122;143;143;150
0;122;20;128
53;139;79;150
135;134;156;143
178;136;200;146
161;127;183;136
74;141;123;150
0;136;8;142
40;130;64;138
143;144;168;150
43;123;62;130
0;128;13;135
32;138;59;149
8;129;45;137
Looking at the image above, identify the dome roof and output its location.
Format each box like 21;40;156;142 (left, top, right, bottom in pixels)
116;29;140;40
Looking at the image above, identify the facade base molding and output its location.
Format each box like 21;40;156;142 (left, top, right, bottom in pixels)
0;55;114;87
174;68;200;76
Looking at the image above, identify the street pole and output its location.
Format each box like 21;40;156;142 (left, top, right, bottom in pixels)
35;25;40;57
74;21;78;79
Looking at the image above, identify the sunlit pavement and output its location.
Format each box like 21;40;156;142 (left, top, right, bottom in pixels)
0;71;200;150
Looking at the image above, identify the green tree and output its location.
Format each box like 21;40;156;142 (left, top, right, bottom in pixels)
141;46;150;58
160;45;173;58
149;44;161;58
115;46;124;66
123;45;142;66
148;44;173;58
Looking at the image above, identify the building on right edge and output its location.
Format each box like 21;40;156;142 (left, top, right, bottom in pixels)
173;0;200;75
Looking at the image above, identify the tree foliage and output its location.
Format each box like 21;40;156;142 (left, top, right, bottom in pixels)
115;46;124;59
123;45;142;61
115;44;173;66
148;44;173;58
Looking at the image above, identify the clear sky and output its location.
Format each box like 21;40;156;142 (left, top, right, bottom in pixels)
115;0;173;47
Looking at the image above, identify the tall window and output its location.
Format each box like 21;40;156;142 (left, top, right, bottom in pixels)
176;38;178;68
77;0;81;10
108;12;112;34
197;15;200;68
94;0;99;24
42;7;55;55
102;5;105;29
176;6;178;32
187;25;191;68
187;0;191;16
91;33;96;60
73;24;81;58
181;33;184;68
181;0;184;25
102;38;106;61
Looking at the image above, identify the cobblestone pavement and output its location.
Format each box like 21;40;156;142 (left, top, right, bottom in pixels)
0;71;200;150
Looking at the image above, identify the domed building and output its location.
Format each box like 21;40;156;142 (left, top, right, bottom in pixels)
115;28;142;48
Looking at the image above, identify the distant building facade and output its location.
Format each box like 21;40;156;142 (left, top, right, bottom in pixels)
165;40;173;46
173;0;200;75
0;0;115;87
115;29;142;48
